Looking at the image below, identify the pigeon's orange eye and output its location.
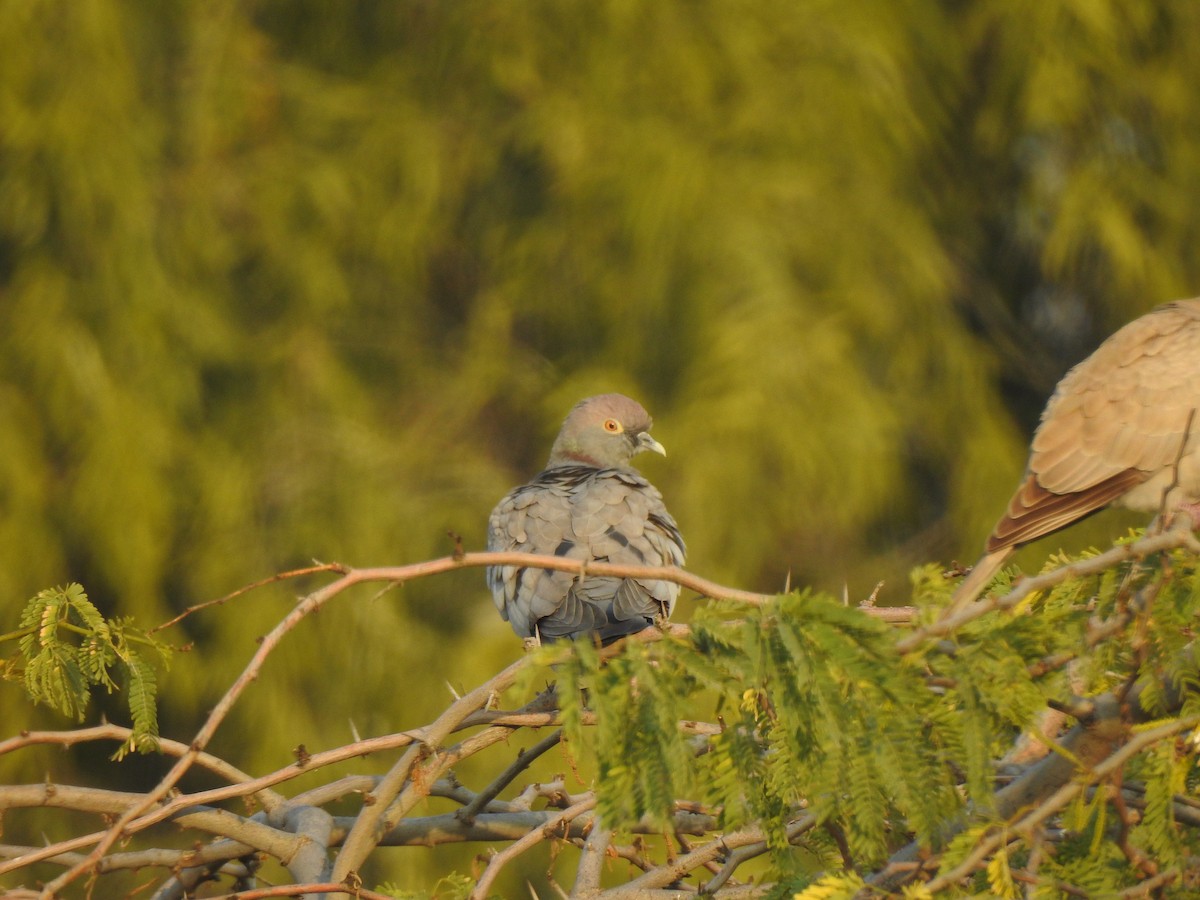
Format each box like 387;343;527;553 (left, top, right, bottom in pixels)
603;418;623;433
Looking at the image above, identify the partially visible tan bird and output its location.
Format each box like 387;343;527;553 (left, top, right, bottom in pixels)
951;297;1200;609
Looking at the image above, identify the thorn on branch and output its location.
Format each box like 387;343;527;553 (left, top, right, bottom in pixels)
448;531;465;561
860;581;884;607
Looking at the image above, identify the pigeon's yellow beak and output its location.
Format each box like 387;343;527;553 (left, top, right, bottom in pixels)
637;432;666;457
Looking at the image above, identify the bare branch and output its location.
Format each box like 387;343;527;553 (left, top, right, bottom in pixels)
198;883;395;900
148;563;347;634
0;807;719;882
214;552;909;620
12;549;904;893
471;796;598;900
458;728;563;824
0;723;286;811
900;522;1200;654
276;805;335;884
607;815;816;895
331;654;532;883
868;696;1200;895
25;567;388;896
3;527;1195;898
572;821;611;897
928;715;1200;892
354;552;775;606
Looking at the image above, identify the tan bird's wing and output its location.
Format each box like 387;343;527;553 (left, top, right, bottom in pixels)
988;299;1200;552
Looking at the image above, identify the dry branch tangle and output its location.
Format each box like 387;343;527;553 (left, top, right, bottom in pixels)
0;567;752;899
0;700;743;897
3;531;1200;897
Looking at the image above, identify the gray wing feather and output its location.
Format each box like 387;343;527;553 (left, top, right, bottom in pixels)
486;466;686;643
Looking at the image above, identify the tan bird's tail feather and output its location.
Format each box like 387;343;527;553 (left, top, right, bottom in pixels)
945;547;1015;618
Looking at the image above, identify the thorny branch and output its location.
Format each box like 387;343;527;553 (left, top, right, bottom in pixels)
3;550;906;895
900;520;1200;654
3;530;1200;897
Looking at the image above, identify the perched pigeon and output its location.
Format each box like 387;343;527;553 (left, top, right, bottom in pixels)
487;394;686;644
951;297;1200;608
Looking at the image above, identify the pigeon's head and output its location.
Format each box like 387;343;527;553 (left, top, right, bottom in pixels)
547;393;666;469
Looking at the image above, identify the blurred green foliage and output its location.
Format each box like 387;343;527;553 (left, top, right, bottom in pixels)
3;0;1200;892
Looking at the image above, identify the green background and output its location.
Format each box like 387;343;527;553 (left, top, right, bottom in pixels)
3;0;1200;892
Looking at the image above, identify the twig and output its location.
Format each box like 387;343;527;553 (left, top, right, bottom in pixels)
921;715;1200;893
1011;865;1089;897
148;563;347;634
572;820;611;896
9;527;1193;896
699;816;820;894
374;720;536;853
1116;866;1186;897
376;552;772;604
199;883;395;900
0;807;718;879
1155;408;1197;528
277;805;335;884
0;723;286;810
285;552;915;619
1;803;298;869
0;701;675;881
613;815;816;894
471;796;598;900
354;807;715;847
458;729;563;824
331;655;533;885
27;566;387;895
897;523;1200;654
330;625;679;886
600;837;655;874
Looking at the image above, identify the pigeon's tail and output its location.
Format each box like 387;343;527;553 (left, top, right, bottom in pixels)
594;616;657;647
